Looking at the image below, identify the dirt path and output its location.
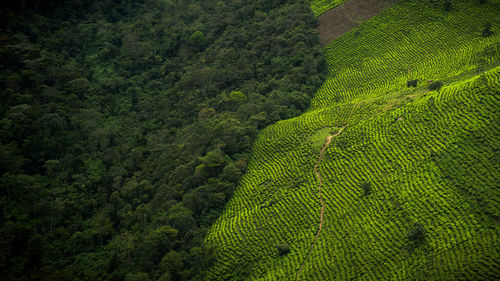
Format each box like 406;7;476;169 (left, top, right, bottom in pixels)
296;126;346;281
317;0;397;45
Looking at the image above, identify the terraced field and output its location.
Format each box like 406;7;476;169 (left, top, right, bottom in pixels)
205;1;500;280
310;0;349;16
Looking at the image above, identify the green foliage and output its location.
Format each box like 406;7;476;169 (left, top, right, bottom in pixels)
310;0;348;16
229;90;247;102
125;272;150;281
275;243;291;256
311;0;500;109
190;31;207;50
482;22;493;37
198;107;215;120
2;0;500;280
444;0;453;12
221;163;243;184
407;223;426;249
359;181;372;196
206;1;500;280
159;251;183;277
0;0;325;280
407;79;419;88
200;149;225;168
427;81;443;91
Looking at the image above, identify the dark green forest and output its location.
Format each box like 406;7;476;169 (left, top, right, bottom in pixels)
0;0;325;280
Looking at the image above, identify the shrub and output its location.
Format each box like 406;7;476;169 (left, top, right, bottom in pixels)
427;81;443;91
407;79;419;87
359;181;372;196
275;243;290;256
408;223;426;249
482;22;493;37
444;1;452;12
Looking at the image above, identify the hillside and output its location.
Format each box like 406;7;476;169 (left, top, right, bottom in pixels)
310;0;349;16
0;1;324;280
205;0;500;280
315;0;397;45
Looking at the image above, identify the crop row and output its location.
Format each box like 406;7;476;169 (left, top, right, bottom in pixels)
206;67;499;280
295;67;500;280
205;1;500;279
309;0;347;16
205;104;358;280
311;0;500;109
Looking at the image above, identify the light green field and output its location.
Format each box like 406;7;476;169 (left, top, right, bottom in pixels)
310;0;348;16
205;1;500;280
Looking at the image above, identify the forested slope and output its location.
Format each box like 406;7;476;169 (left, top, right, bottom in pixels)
206;0;500;280
0;1;325;280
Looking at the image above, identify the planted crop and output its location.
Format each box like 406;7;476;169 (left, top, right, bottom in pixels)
206;1;500;280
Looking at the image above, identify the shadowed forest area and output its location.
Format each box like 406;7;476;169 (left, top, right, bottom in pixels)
2;0;499;280
0;0;325;280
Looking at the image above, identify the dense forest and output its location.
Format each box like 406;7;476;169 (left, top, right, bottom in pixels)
0;0;325;280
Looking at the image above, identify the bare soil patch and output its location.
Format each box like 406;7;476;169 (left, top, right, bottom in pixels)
317;0;397;45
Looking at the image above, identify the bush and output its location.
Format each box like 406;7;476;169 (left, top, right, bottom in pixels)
407;79;419;88
359;181;372;196
427;81;443;91
408;223;426;249
444;1;452;12
275;243;290;256
482;22;493;37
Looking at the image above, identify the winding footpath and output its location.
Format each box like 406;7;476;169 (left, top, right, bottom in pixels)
296;126;346;281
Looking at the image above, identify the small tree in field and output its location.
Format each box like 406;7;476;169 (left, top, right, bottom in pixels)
427;81;443;91
275;243;290;256
407;79;419;88
408;223;426;249
482;22;493;37
359;181;372;196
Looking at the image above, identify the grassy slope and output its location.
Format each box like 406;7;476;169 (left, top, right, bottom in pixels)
206;1;500;280
310;0;348;16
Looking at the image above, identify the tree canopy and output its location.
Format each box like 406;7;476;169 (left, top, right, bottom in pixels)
0;0;325;280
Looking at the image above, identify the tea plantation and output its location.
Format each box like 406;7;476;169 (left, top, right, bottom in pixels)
310;0;348;16
205;0;500;280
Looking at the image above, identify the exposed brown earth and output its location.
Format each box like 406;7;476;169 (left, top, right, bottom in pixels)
317;0;397;45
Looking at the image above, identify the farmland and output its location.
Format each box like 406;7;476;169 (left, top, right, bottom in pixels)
206;0;500;280
316;0;396;44
310;0;349;16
